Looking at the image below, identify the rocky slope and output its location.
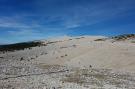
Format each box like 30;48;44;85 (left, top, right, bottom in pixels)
0;34;135;89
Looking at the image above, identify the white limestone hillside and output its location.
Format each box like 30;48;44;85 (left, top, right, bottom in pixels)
0;35;135;89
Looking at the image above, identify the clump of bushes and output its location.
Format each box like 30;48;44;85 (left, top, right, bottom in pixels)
75;37;85;40
60;54;68;58
94;39;105;41
112;34;135;41
72;45;77;47
0;41;43;52
75;38;81;39
0;56;4;58
65;54;68;56
69;39;72;40
20;57;24;61
60;47;68;49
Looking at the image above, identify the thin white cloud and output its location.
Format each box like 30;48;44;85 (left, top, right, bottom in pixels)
45;0;135;29
0;22;30;28
7;29;41;36
0;16;40;29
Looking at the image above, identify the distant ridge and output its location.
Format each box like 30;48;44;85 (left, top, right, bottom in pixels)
0;41;43;52
111;34;135;41
0;34;134;52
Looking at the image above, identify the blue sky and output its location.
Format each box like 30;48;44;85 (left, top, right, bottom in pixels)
0;0;135;43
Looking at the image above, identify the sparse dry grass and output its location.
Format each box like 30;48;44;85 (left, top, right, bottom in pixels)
38;64;61;69
61;68;135;88
131;41;135;43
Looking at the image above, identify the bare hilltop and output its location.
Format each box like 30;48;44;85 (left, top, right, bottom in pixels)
0;34;135;89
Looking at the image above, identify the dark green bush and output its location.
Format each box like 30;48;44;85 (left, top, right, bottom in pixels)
0;41;42;52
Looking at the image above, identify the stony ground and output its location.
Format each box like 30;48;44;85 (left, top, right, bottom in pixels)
0;35;135;89
1;64;135;89
1;52;135;89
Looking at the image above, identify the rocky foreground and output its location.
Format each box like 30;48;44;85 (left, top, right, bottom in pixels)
0;34;135;89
